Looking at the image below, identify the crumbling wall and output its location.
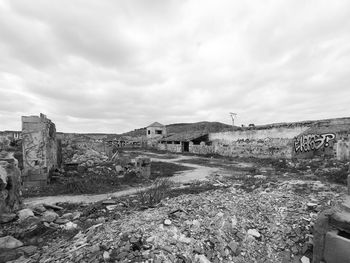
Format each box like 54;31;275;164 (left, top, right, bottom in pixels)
0;152;22;214
292;122;350;159
189;144;215;155
157;143;182;153
336;139;350;161
210;126;310;159
22;113;59;187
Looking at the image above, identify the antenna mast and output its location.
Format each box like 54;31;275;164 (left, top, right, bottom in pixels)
229;112;237;129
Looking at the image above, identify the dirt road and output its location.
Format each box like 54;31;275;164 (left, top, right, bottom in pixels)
24;152;227;207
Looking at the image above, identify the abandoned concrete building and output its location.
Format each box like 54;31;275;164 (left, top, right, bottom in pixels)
151;117;350;160
158;131;210;153
21;113;60;187
146;122;167;139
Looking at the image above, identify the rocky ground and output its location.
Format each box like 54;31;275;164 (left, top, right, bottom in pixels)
0;152;349;263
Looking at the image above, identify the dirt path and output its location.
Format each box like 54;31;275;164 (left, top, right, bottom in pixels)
151;155;225;183
24;152;227;207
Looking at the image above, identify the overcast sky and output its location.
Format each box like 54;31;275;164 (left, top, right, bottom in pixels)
0;0;350;133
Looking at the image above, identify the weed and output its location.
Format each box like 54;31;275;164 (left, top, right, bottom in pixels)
137;178;173;207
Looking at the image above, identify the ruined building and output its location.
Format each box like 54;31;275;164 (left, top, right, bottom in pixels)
146;122;167;139
21;114;60;187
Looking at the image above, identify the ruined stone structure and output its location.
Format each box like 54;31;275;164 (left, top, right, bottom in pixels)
158;132;210;153
0;152;22;215
134;157;151;179
154;117;350;160
21;114;59;187
146;122;166;139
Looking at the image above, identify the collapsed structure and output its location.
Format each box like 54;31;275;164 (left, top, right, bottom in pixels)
21;114;60;187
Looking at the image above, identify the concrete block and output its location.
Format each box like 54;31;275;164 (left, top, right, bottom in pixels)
330;211;350;233
324;230;350;263
341;196;350;213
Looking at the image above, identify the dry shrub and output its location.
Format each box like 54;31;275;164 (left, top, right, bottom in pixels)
137;178;173;207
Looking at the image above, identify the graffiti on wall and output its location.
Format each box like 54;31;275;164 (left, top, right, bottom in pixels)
294;133;336;153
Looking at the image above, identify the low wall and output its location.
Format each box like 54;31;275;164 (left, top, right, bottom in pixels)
212;138;293;158
155;118;350;160
189;145;215;155
209;126;310;159
157;143;182;153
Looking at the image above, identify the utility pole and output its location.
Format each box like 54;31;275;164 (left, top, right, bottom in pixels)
229;112;237;130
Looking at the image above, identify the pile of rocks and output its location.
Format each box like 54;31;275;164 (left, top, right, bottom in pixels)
71;149;109;167
24;180;344;263
0;152;22;215
0;203;82;262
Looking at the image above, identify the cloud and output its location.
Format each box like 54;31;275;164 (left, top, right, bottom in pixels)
0;0;349;133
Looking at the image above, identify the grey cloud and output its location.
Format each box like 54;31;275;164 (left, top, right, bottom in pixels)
0;0;350;133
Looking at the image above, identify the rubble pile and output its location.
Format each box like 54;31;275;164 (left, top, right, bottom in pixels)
0;152;22;215
2;179;343;263
70;149;109;167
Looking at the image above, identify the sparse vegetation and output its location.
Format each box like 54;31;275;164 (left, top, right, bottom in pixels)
137;178;173;207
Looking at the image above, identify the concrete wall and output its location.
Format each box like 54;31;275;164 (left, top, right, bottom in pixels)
209;126;310;158
22;114;59;187
190;144;215;155
336;140;350;161
292;121;350;159
157;143;182;153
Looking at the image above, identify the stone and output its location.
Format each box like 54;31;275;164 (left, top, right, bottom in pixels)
18;208;34;221
228;240;239;255
306;203;318;210
41;211;59;222
16;245;38;256
103;251;110;260
61;213;73;219
116;251;128;260
115;165;123;173
194;254;211;263
0;213;16;223
247;229;261;239
19;215;40;229
0;236;23;249
0;249;22;263
300;256;310;263
72;211;81;220
33;205;46;214
192;219;201;228
163;219;172;226
106;205;119;211
43;203;63;211
178;234;191;244
102;200;117;205
88;244;100;253
63;221;78;231
55;218;70;224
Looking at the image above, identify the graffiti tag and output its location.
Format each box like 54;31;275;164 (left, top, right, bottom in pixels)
294;133;335;153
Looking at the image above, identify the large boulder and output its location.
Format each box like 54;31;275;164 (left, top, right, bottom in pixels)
0;152;22;215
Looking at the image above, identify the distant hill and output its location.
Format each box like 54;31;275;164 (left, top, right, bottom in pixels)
122;121;232;137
